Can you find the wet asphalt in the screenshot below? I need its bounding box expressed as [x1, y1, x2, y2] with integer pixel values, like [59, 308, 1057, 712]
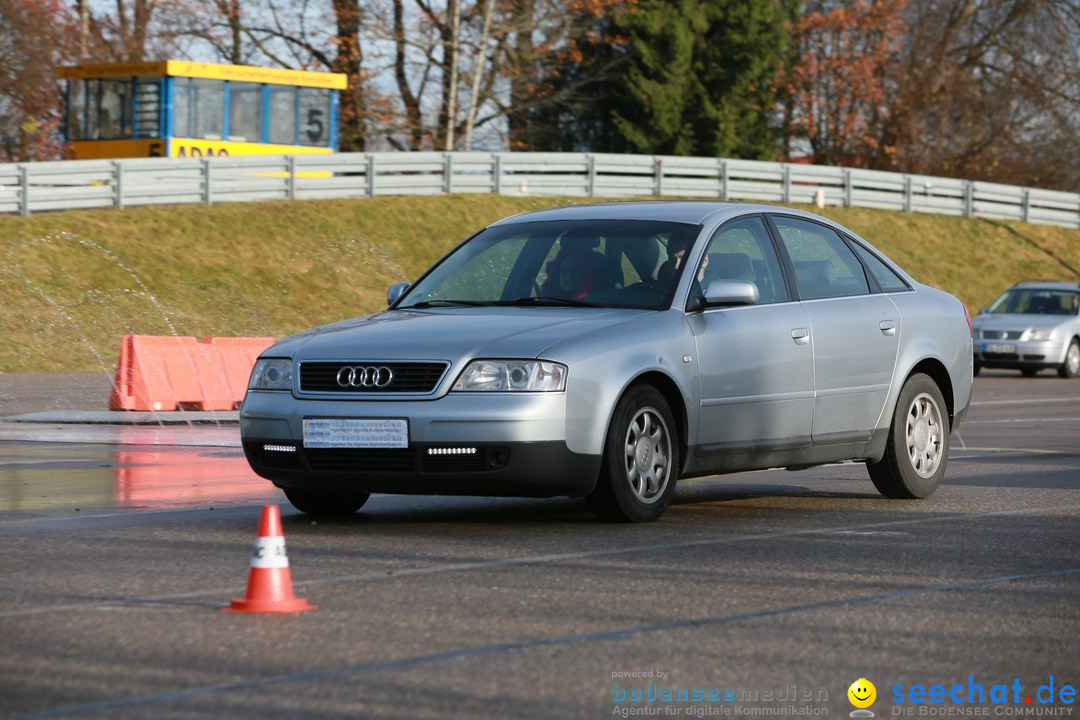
[0, 371, 1077, 719]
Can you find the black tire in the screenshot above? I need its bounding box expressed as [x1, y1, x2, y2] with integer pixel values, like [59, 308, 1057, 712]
[866, 373, 949, 499]
[1021, 368, 1039, 377]
[1058, 339, 1080, 378]
[586, 385, 679, 522]
[284, 487, 370, 517]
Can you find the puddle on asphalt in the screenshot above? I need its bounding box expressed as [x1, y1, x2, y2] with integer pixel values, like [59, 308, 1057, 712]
[0, 425, 276, 512]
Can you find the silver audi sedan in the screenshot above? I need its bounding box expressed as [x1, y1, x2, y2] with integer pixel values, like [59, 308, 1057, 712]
[971, 282, 1080, 378]
[241, 202, 973, 522]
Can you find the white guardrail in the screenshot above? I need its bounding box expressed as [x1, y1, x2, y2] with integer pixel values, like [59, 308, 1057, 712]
[0, 152, 1077, 227]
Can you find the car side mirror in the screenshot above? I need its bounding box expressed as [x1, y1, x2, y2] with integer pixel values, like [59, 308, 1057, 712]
[387, 281, 410, 306]
[978, 307, 988, 315]
[703, 279, 759, 307]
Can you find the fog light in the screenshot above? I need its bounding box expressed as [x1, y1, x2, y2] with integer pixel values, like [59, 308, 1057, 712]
[427, 447, 477, 455]
[263, 444, 297, 453]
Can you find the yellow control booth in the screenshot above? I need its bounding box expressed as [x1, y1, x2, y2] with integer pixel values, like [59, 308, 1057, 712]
[60, 60, 347, 159]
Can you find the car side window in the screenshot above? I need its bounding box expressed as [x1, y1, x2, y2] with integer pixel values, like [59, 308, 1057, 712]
[772, 216, 870, 300]
[850, 242, 910, 293]
[700, 216, 789, 304]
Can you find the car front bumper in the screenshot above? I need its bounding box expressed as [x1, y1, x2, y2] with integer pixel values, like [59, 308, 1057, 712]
[974, 338, 1066, 370]
[239, 390, 602, 498]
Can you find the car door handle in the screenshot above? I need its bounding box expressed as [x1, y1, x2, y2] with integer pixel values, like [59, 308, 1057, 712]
[791, 328, 810, 345]
[880, 320, 897, 336]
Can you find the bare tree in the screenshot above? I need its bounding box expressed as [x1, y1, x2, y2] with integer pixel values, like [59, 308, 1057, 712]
[77, 0, 167, 62]
[0, 0, 73, 161]
[331, 0, 368, 150]
[883, 0, 1080, 189]
[380, 0, 626, 151]
[463, 0, 495, 150]
[160, 0, 248, 64]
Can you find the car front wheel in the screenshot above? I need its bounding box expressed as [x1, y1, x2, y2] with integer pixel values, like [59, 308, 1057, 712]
[1058, 339, 1080, 378]
[586, 385, 679, 522]
[866, 373, 949, 499]
[284, 488, 370, 517]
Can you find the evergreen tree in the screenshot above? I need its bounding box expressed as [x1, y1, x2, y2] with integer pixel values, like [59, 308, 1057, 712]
[560, 0, 795, 158]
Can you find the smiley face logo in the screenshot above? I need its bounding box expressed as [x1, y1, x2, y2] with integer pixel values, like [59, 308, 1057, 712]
[848, 678, 877, 709]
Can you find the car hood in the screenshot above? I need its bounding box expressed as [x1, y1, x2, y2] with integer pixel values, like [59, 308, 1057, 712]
[972, 313, 1074, 330]
[269, 307, 653, 361]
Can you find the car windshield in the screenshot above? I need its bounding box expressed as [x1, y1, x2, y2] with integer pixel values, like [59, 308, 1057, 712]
[986, 289, 1080, 316]
[396, 219, 702, 311]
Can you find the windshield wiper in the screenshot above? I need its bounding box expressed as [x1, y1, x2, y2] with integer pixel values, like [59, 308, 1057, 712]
[406, 297, 598, 309]
[404, 299, 497, 308]
[503, 296, 598, 307]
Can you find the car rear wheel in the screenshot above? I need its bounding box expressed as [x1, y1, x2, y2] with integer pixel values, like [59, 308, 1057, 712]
[284, 488, 370, 517]
[586, 385, 679, 522]
[1058, 339, 1080, 378]
[866, 373, 949, 499]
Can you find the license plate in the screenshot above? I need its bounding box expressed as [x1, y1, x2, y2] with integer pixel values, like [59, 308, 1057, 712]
[302, 418, 408, 448]
[983, 343, 1016, 354]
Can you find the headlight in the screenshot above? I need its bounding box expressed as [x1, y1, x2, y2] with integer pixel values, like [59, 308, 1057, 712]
[249, 358, 294, 390]
[1025, 329, 1054, 341]
[452, 360, 567, 392]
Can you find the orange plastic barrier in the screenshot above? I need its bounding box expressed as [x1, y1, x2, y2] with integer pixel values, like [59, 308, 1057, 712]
[202, 336, 278, 401]
[109, 334, 276, 411]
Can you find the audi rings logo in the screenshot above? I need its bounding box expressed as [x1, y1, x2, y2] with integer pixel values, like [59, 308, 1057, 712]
[336, 365, 395, 389]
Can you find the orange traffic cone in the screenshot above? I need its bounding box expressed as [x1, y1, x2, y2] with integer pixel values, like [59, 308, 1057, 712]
[223, 504, 316, 613]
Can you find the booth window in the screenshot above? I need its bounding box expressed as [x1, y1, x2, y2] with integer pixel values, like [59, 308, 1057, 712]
[299, 88, 330, 146]
[173, 78, 191, 137]
[131, 76, 162, 138]
[68, 80, 88, 140]
[269, 86, 297, 145]
[99, 80, 131, 138]
[229, 82, 262, 142]
[67, 78, 131, 140]
[192, 79, 224, 139]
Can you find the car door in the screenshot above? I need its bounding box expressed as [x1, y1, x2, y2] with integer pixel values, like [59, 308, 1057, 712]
[769, 215, 900, 447]
[688, 216, 815, 468]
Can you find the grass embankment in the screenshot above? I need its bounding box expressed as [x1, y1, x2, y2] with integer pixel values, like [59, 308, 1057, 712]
[1, 195, 1077, 373]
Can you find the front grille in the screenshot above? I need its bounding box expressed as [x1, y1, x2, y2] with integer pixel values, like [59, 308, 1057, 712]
[304, 448, 417, 473]
[299, 361, 449, 394]
[983, 353, 1019, 360]
[980, 330, 1023, 340]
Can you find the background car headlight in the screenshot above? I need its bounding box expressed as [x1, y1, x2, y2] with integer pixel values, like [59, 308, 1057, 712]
[452, 360, 567, 392]
[249, 358, 294, 390]
[1025, 329, 1054, 341]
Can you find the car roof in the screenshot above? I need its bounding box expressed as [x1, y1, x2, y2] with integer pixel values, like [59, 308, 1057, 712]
[487, 201, 831, 228]
[1008, 282, 1080, 291]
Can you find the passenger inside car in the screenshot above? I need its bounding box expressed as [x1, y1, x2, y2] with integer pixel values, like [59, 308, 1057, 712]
[540, 237, 608, 299]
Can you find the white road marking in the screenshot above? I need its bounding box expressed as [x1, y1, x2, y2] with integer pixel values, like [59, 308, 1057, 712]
[970, 397, 1078, 407]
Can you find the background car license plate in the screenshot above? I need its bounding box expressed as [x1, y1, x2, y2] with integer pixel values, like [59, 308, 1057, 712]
[983, 343, 1016, 354]
[303, 419, 408, 448]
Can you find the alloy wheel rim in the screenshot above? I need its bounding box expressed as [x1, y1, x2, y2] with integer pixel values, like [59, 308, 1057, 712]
[905, 392, 943, 478]
[623, 407, 671, 503]
[1067, 343, 1080, 375]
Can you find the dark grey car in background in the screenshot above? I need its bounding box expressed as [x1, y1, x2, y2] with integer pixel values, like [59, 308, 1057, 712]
[241, 202, 974, 522]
